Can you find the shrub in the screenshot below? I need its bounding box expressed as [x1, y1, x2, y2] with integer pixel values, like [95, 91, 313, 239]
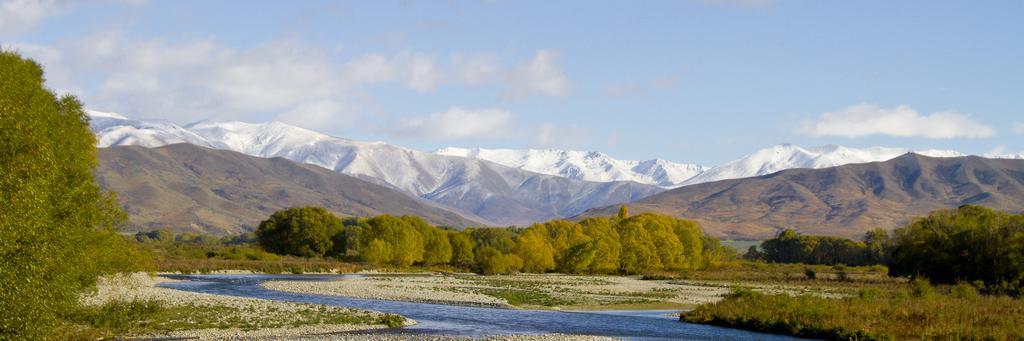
[911, 278, 935, 299]
[0, 51, 144, 339]
[378, 314, 406, 328]
[256, 207, 343, 257]
[804, 267, 817, 280]
[951, 282, 979, 300]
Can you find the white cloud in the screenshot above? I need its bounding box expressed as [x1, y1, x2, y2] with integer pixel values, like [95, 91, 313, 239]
[0, 0, 144, 36]
[1014, 122, 1024, 135]
[451, 53, 501, 85]
[534, 122, 588, 148]
[275, 99, 360, 131]
[13, 29, 569, 134]
[800, 103, 996, 139]
[394, 107, 512, 140]
[0, 0, 73, 36]
[506, 49, 570, 99]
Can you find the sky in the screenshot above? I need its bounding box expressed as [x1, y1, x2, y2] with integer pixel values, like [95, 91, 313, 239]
[3, 0, 1023, 165]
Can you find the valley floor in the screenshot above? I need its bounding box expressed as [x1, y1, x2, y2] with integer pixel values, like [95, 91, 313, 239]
[262, 272, 839, 311]
[76, 272, 397, 339]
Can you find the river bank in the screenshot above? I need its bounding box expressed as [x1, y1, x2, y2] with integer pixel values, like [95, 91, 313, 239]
[77, 272, 400, 339]
[263, 273, 729, 310]
[261, 272, 841, 311]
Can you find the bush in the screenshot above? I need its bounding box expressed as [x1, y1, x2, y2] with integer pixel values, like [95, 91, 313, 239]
[951, 282, 979, 300]
[887, 205, 1024, 290]
[911, 278, 935, 299]
[0, 51, 144, 339]
[804, 267, 817, 280]
[257, 207, 343, 257]
[377, 314, 406, 328]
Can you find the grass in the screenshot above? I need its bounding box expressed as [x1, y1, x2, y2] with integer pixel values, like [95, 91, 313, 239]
[55, 299, 381, 340]
[479, 288, 579, 307]
[674, 261, 901, 288]
[682, 286, 1024, 340]
[155, 257, 363, 274]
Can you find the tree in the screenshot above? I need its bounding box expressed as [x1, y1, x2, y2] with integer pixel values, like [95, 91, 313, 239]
[863, 228, 889, 264]
[887, 205, 1024, 291]
[617, 219, 662, 274]
[617, 205, 629, 220]
[514, 229, 555, 272]
[360, 215, 425, 267]
[0, 51, 142, 339]
[449, 232, 476, 266]
[256, 206, 342, 257]
[361, 239, 392, 264]
[422, 229, 453, 266]
[476, 247, 523, 275]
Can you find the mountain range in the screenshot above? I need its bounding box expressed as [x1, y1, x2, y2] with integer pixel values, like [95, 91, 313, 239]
[582, 154, 1024, 239]
[90, 111, 662, 227]
[89, 110, 1024, 237]
[98, 144, 483, 235]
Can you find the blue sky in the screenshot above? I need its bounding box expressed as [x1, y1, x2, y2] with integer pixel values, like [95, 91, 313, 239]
[3, 0, 1022, 165]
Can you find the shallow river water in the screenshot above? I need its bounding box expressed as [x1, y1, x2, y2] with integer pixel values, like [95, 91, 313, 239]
[160, 274, 804, 340]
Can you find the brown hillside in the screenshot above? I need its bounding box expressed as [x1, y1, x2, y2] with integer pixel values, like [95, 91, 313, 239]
[581, 154, 1024, 239]
[97, 144, 484, 235]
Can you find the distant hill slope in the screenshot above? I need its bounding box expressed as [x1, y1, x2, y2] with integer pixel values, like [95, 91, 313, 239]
[582, 154, 1024, 240]
[97, 144, 484, 235]
[91, 113, 664, 226]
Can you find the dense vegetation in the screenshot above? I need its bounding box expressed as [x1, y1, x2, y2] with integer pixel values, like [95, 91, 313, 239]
[133, 229, 360, 274]
[255, 205, 730, 275]
[687, 205, 1024, 340]
[746, 205, 1024, 293]
[0, 51, 143, 339]
[744, 228, 883, 266]
[887, 205, 1024, 293]
[683, 285, 1023, 340]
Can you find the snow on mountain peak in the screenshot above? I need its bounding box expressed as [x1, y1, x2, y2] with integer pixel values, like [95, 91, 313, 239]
[681, 144, 968, 185]
[435, 147, 707, 188]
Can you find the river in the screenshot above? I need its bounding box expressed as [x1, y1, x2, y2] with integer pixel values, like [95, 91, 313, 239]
[160, 274, 803, 340]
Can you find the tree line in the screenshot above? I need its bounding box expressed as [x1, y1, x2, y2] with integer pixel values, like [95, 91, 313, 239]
[255, 206, 731, 275]
[746, 205, 1024, 293]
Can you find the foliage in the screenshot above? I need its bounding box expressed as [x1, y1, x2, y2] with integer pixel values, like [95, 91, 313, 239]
[256, 206, 343, 257]
[251, 209, 722, 275]
[0, 51, 144, 339]
[887, 205, 1024, 292]
[377, 314, 406, 328]
[755, 228, 873, 266]
[683, 287, 1024, 340]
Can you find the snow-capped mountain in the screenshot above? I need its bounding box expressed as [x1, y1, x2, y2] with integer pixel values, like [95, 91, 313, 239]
[435, 147, 707, 188]
[88, 111, 663, 226]
[88, 110, 1017, 226]
[681, 144, 964, 185]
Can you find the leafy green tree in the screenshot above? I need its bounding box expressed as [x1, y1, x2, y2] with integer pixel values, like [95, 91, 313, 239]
[422, 229, 453, 266]
[361, 239, 392, 264]
[476, 247, 523, 275]
[449, 231, 476, 266]
[863, 228, 889, 265]
[0, 51, 142, 339]
[514, 229, 556, 272]
[360, 215, 425, 267]
[617, 205, 629, 219]
[256, 206, 342, 257]
[887, 205, 1024, 291]
[617, 219, 662, 274]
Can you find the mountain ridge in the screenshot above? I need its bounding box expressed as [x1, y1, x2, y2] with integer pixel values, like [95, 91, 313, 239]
[97, 143, 486, 235]
[91, 112, 664, 225]
[580, 154, 1024, 239]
